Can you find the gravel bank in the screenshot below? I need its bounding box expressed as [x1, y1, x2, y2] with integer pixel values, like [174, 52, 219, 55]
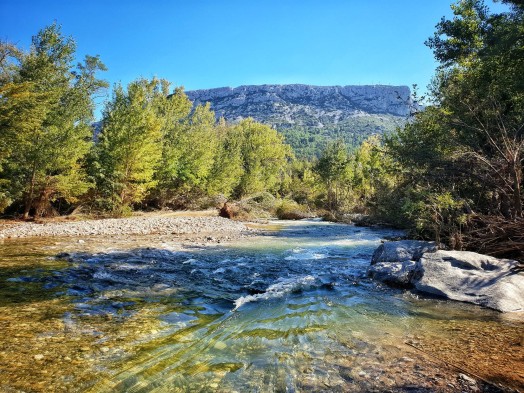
[0, 216, 252, 239]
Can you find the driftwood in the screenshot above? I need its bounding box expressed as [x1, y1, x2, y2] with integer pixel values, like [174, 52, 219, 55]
[462, 215, 524, 261]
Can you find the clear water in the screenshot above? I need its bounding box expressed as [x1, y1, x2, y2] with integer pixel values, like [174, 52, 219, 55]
[0, 219, 522, 392]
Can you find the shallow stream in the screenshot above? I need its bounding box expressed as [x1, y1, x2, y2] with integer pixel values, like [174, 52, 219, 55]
[0, 219, 522, 392]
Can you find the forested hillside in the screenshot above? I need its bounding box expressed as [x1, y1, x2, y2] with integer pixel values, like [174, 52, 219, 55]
[187, 84, 411, 157]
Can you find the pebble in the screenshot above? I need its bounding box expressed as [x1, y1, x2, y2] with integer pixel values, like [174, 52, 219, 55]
[458, 373, 477, 385]
[214, 341, 227, 350]
[0, 216, 251, 239]
[34, 354, 44, 361]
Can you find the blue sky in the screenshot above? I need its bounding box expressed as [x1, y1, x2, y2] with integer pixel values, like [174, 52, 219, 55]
[0, 1, 508, 98]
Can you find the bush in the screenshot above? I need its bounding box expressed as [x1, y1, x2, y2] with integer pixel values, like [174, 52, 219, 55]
[275, 199, 312, 220]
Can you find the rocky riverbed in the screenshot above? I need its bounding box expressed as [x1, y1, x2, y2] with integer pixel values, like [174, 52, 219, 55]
[0, 214, 253, 242]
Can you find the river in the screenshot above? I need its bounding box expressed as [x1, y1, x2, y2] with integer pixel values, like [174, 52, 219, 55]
[0, 219, 522, 392]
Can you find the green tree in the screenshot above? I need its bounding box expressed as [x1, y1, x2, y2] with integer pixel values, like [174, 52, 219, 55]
[152, 101, 219, 206]
[379, 0, 524, 250]
[0, 24, 107, 218]
[425, 0, 524, 218]
[314, 140, 349, 210]
[281, 159, 323, 207]
[175, 103, 218, 192]
[151, 87, 193, 206]
[349, 135, 394, 208]
[235, 118, 293, 197]
[94, 78, 166, 213]
[205, 118, 244, 198]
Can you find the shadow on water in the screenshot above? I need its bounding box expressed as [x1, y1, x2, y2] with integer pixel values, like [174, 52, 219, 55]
[0, 220, 523, 392]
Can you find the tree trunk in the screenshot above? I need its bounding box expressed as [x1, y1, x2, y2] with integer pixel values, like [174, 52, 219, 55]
[23, 165, 37, 220]
[511, 159, 522, 218]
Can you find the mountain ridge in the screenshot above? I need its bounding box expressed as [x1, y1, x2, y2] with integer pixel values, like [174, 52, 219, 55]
[186, 84, 412, 157]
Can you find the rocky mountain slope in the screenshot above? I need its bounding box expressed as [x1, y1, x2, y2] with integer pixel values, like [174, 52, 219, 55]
[186, 84, 412, 157]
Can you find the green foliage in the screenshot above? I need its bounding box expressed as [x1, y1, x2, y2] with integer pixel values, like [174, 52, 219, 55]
[373, 0, 524, 251]
[93, 78, 167, 213]
[205, 118, 244, 197]
[275, 198, 311, 220]
[314, 140, 349, 211]
[0, 23, 107, 217]
[235, 118, 293, 197]
[280, 115, 404, 158]
[174, 104, 218, 190]
[281, 159, 323, 207]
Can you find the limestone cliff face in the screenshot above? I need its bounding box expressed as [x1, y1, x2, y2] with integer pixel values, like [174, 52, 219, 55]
[186, 84, 411, 126]
[186, 84, 412, 157]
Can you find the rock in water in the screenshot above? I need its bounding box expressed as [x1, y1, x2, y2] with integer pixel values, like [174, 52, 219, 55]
[368, 260, 417, 288]
[368, 240, 438, 287]
[413, 250, 524, 312]
[370, 240, 438, 265]
[368, 241, 524, 312]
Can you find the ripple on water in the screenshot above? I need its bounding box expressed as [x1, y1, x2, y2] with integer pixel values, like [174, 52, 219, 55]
[0, 220, 522, 392]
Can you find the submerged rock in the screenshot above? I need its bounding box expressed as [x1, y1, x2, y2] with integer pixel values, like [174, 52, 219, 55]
[413, 250, 524, 313]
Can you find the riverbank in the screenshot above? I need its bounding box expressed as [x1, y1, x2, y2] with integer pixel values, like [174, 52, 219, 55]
[0, 211, 253, 242]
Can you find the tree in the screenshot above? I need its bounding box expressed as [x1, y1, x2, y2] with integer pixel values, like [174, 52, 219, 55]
[424, 0, 524, 218]
[0, 24, 107, 218]
[205, 118, 244, 198]
[93, 78, 166, 213]
[173, 103, 218, 193]
[152, 101, 220, 206]
[349, 135, 394, 207]
[314, 140, 349, 210]
[377, 0, 524, 252]
[235, 118, 293, 197]
[151, 86, 193, 206]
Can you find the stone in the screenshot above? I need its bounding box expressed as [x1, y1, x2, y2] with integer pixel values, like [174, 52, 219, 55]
[367, 260, 416, 287]
[368, 240, 438, 287]
[214, 341, 227, 350]
[413, 250, 524, 312]
[219, 202, 236, 219]
[458, 373, 477, 385]
[34, 354, 44, 361]
[371, 240, 438, 265]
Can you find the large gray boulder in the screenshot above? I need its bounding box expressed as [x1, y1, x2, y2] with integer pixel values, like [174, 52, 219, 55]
[368, 241, 438, 287]
[412, 250, 524, 313]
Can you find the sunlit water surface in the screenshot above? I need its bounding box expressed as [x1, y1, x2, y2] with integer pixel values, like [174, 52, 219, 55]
[0, 219, 522, 392]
